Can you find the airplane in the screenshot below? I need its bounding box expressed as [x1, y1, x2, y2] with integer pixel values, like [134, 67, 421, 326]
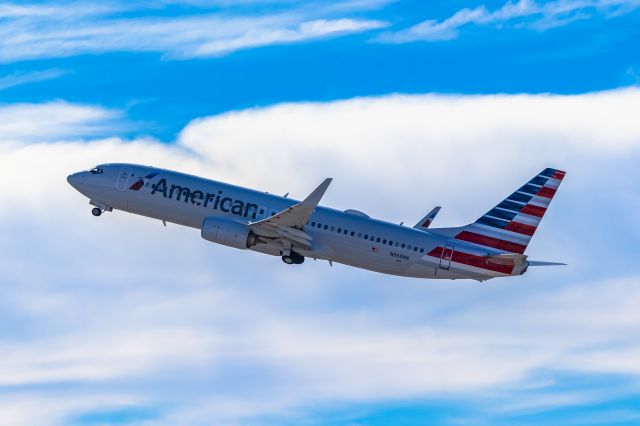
[67, 164, 565, 281]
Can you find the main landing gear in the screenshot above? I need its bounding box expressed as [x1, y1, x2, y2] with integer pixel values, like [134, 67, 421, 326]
[91, 207, 102, 217]
[282, 251, 305, 265]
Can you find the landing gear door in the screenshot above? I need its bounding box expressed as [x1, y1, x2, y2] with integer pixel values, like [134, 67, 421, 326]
[116, 167, 132, 192]
[440, 244, 454, 270]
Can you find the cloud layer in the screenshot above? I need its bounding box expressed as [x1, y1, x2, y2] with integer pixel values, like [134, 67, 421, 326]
[0, 1, 386, 62]
[1, 0, 637, 64]
[1, 89, 640, 424]
[379, 0, 640, 43]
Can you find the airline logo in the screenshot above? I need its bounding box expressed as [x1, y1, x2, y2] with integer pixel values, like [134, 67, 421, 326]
[149, 178, 261, 220]
[129, 172, 159, 191]
[457, 168, 565, 254]
[426, 168, 566, 275]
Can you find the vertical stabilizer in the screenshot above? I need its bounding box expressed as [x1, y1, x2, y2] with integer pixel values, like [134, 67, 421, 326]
[451, 168, 565, 254]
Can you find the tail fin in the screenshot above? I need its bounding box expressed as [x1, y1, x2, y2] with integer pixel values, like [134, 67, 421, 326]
[452, 168, 565, 254]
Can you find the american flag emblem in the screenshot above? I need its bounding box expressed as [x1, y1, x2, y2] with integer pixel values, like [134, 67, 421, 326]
[372, 246, 380, 253]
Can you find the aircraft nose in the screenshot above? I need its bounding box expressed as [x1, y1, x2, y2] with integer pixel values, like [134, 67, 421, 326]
[67, 172, 83, 189]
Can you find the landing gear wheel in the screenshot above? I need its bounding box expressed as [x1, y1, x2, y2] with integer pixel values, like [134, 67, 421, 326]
[91, 207, 102, 217]
[282, 252, 305, 265]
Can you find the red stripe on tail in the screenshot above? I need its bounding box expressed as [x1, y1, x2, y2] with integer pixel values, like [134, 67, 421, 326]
[505, 221, 537, 236]
[537, 187, 557, 198]
[455, 231, 527, 254]
[520, 204, 546, 217]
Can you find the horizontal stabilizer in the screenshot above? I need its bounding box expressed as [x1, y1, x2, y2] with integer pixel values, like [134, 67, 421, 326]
[483, 253, 527, 266]
[527, 260, 567, 266]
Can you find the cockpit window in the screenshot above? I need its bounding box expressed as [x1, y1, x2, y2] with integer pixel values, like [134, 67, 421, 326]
[90, 167, 104, 175]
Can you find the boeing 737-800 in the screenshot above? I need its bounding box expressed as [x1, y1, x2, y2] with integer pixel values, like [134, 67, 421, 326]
[67, 164, 565, 281]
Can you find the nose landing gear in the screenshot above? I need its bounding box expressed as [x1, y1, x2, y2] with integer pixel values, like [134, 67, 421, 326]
[282, 251, 305, 265]
[89, 200, 112, 217]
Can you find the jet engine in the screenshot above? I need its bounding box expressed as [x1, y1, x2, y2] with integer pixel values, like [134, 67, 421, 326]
[201, 217, 258, 250]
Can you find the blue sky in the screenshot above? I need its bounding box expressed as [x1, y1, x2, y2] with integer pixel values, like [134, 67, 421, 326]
[1, 1, 640, 425]
[1, 0, 639, 139]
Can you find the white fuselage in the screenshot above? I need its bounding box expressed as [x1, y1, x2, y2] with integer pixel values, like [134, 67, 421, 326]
[68, 163, 522, 280]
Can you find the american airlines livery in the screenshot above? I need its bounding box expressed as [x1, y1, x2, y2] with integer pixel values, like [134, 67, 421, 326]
[68, 164, 565, 281]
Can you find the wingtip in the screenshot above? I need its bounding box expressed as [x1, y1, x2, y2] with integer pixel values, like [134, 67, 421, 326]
[319, 177, 333, 189]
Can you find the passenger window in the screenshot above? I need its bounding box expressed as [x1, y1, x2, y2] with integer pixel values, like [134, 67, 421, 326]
[383, 239, 387, 244]
[420, 248, 424, 253]
[413, 247, 418, 252]
[324, 225, 328, 230]
[351, 231, 355, 236]
[311, 221, 316, 226]
[389, 241, 393, 246]
[401, 244, 405, 248]
[344, 229, 348, 234]
[376, 237, 381, 243]
[337, 228, 341, 233]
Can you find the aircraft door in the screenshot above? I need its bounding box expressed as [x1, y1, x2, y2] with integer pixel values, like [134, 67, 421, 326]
[116, 167, 132, 191]
[439, 244, 454, 270]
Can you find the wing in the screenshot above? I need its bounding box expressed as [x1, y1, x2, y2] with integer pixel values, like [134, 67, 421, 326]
[249, 178, 332, 248]
[414, 206, 441, 230]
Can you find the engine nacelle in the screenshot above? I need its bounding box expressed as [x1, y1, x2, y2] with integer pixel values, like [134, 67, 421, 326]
[201, 217, 257, 250]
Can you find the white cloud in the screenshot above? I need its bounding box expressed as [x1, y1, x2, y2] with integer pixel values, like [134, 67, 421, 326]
[0, 2, 387, 62]
[0, 69, 67, 91]
[0, 102, 122, 143]
[194, 18, 386, 56]
[1, 89, 640, 424]
[378, 0, 640, 43]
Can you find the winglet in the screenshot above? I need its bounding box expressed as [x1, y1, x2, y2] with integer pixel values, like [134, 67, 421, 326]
[414, 206, 441, 230]
[250, 178, 332, 230]
[300, 178, 332, 210]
